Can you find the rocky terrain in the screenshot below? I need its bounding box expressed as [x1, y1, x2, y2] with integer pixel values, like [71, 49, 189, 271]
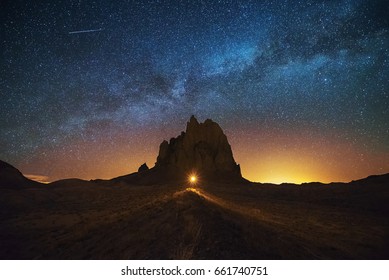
[0, 116, 388, 259]
[155, 116, 242, 181]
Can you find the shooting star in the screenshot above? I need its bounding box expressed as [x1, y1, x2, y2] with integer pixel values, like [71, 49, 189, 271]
[69, 28, 103, 34]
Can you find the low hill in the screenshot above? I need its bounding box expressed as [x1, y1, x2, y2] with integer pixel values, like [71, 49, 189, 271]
[0, 160, 43, 189]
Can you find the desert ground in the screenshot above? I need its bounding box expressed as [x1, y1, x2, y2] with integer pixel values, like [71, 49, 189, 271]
[1, 174, 388, 259]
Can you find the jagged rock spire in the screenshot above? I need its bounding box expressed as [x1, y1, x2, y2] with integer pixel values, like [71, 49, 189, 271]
[155, 116, 242, 181]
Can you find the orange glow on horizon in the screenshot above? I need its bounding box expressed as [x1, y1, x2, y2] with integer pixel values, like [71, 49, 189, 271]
[24, 174, 51, 184]
[18, 122, 389, 184]
[229, 126, 389, 184]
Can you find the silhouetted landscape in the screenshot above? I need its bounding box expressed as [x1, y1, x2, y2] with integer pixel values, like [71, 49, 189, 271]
[0, 116, 388, 259]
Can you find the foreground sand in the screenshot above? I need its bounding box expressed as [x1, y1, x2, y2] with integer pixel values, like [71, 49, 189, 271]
[0, 176, 388, 259]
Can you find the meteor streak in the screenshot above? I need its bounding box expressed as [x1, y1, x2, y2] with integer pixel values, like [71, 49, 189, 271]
[68, 28, 103, 34]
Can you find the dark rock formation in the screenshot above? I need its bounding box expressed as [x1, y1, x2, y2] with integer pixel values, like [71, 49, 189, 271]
[138, 163, 149, 172]
[155, 116, 242, 181]
[0, 160, 42, 188]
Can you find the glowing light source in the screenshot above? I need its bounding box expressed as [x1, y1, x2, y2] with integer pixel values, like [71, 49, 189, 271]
[189, 175, 197, 184]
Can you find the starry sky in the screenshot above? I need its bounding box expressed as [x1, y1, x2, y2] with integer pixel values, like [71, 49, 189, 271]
[1, 0, 388, 184]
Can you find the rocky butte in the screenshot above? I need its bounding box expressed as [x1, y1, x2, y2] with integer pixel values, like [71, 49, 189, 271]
[116, 116, 243, 184]
[155, 115, 242, 181]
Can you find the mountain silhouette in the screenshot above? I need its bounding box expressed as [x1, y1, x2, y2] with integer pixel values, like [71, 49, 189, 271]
[114, 116, 245, 185]
[155, 116, 242, 180]
[0, 160, 42, 189]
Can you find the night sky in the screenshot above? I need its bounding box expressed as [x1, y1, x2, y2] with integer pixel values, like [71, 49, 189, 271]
[1, 0, 388, 184]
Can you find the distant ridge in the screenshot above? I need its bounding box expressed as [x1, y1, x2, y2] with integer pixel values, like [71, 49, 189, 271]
[351, 173, 389, 185]
[0, 160, 42, 188]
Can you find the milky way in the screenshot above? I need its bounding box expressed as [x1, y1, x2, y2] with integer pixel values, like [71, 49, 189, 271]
[1, 0, 388, 183]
